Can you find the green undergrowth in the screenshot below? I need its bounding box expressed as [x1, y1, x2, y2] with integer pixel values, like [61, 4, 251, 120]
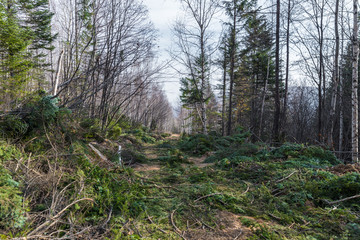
[0, 102, 359, 239]
[168, 133, 359, 239]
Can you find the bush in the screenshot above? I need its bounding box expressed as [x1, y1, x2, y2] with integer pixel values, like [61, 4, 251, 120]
[27, 96, 60, 128]
[306, 171, 360, 206]
[107, 125, 122, 139]
[127, 128, 157, 144]
[0, 115, 29, 138]
[260, 143, 341, 168]
[179, 134, 215, 155]
[0, 142, 24, 164]
[0, 165, 27, 229]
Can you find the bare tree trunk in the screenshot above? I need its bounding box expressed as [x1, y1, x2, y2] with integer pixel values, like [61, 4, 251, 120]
[352, 0, 359, 163]
[227, 0, 237, 136]
[222, 51, 227, 136]
[200, 31, 208, 134]
[319, 0, 325, 143]
[329, 0, 340, 148]
[339, 0, 345, 158]
[259, 57, 270, 138]
[282, 0, 292, 136]
[53, 49, 64, 96]
[273, 0, 281, 142]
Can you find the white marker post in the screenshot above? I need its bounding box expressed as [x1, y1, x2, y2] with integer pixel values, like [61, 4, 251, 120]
[118, 145, 122, 167]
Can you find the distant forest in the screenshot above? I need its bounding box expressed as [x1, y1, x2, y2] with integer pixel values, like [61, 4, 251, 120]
[0, 0, 359, 162]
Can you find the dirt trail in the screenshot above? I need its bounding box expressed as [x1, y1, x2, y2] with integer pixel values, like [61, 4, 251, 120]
[188, 155, 214, 168]
[133, 134, 214, 171]
[133, 135, 250, 239]
[132, 144, 161, 172]
[184, 211, 252, 240]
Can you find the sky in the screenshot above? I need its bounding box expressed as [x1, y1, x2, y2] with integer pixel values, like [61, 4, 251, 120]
[143, 0, 183, 105]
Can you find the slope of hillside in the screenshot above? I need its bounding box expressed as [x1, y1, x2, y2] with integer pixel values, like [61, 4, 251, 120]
[0, 113, 359, 239]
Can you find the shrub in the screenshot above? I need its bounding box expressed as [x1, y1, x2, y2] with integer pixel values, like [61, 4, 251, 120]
[0, 142, 24, 164]
[0, 165, 27, 229]
[0, 115, 29, 138]
[179, 134, 215, 155]
[107, 125, 122, 139]
[27, 95, 60, 128]
[306, 171, 360, 206]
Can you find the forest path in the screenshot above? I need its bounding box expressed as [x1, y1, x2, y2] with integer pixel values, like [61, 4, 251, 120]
[131, 134, 252, 240]
[133, 134, 214, 172]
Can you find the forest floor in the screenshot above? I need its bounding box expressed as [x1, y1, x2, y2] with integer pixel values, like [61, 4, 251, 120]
[1, 123, 359, 239]
[131, 134, 252, 240]
[134, 134, 213, 171]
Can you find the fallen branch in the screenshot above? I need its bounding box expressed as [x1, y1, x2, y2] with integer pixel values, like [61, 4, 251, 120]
[194, 193, 223, 202]
[89, 143, 108, 161]
[276, 170, 298, 183]
[170, 210, 181, 233]
[146, 214, 167, 234]
[170, 209, 186, 240]
[241, 181, 250, 195]
[325, 194, 360, 205]
[234, 229, 243, 240]
[28, 198, 94, 236]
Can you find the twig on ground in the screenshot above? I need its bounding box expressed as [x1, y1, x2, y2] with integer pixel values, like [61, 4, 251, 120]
[276, 170, 298, 183]
[146, 212, 167, 234]
[28, 198, 94, 236]
[234, 229, 243, 240]
[170, 209, 186, 240]
[325, 194, 360, 205]
[194, 193, 223, 202]
[242, 182, 250, 195]
[170, 209, 181, 233]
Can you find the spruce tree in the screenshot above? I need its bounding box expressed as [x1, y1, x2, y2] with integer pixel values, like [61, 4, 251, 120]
[238, 12, 277, 139]
[19, 0, 57, 67]
[0, 1, 33, 109]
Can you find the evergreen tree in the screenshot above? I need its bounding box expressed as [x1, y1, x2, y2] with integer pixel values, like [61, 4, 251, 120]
[236, 12, 277, 140]
[19, 0, 56, 66]
[222, 0, 253, 135]
[180, 55, 212, 133]
[0, 1, 33, 109]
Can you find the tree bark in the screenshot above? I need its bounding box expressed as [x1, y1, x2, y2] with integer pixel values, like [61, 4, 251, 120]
[227, 0, 237, 136]
[352, 0, 359, 163]
[328, 0, 340, 148]
[273, 0, 281, 142]
[222, 50, 227, 136]
[282, 0, 292, 135]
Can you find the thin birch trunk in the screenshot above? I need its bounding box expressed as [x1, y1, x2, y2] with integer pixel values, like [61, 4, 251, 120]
[329, 0, 340, 148]
[259, 57, 270, 138]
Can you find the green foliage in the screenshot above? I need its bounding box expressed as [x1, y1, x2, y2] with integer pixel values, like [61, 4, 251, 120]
[346, 223, 360, 240]
[179, 134, 214, 155]
[107, 125, 122, 139]
[157, 148, 188, 167]
[27, 96, 59, 128]
[0, 2, 33, 106]
[0, 142, 24, 163]
[305, 171, 360, 206]
[180, 130, 252, 156]
[160, 133, 171, 138]
[0, 114, 357, 239]
[79, 118, 104, 141]
[75, 157, 148, 219]
[121, 149, 147, 164]
[19, 0, 56, 52]
[127, 128, 157, 144]
[0, 115, 29, 138]
[0, 165, 27, 230]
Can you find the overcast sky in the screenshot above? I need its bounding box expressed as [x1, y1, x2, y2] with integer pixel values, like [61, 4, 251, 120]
[143, 0, 183, 105]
